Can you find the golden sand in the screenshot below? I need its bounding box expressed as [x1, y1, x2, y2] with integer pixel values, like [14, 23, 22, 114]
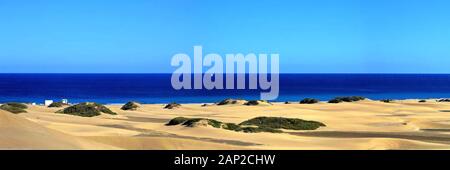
[1, 99, 450, 150]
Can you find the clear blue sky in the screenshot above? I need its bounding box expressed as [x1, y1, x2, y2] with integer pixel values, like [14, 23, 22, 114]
[1, 0, 449, 73]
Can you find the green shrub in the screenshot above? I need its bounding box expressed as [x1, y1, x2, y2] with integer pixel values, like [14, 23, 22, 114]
[239, 117, 326, 130]
[4, 102, 27, 109]
[207, 119, 223, 128]
[166, 117, 190, 125]
[93, 103, 116, 115]
[381, 99, 393, 103]
[328, 96, 366, 103]
[56, 102, 116, 117]
[165, 117, 283, 133]
[164, 102, 181, 109]
[217, 99, 239, 105]
[222, 123, 282, 133]
[48, 102, 67, 108]
[244, 100, 260, 106]
[239, 127, 283, 133]
[166, 116, 326, 133]
[300, 98, 319, 104]
[182, 118, 223, 128]
[181, 118, 202, 127]
[438, 99, 450, 102]
[328, 98, 342, 103]
[222, 123, 241, 131]
[121, 101, 140, 110]
[0, 103, 27, 114]
[244, 100, 271, 106]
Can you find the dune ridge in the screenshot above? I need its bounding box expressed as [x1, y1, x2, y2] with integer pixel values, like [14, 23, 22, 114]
[0, 110, 118, 150]
[1, 99, 450, 150]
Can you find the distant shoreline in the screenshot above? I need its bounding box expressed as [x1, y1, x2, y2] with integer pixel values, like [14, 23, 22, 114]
[80, 98, 447, 105]
[1, 73, 450, 75]
[1, 98, 447, 105]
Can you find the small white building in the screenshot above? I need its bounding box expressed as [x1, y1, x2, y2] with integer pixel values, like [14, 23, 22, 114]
[62, 99, 68, 104]
[44, 100, 54, 106]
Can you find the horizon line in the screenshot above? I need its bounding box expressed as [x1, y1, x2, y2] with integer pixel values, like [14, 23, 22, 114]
[1, 73, 450, 75]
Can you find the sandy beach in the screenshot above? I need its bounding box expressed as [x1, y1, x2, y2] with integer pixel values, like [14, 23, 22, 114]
[1, 99, 450, 150]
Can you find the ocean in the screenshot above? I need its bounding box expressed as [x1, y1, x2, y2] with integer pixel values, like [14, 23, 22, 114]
[0, 74, 449, 104]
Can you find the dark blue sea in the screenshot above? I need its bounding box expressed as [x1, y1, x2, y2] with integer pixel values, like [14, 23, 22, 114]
[0, 74, 450, 104]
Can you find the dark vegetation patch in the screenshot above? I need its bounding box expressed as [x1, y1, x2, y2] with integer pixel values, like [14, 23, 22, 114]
[56, 102, 116, 117]
[164, 102, 181, 109]
[380, 99, 394, 103]
[217, 99, 241, 105]
[48, 102, 68, 108]
[166, 117, 190, 125]
[239, 117, 326, 130]
[244, 100, 260, 106]
[328, 96, 366, 103]
[300, 98, 319, 104]
[166, 117, 223, 128]
[244, 100, 271, 106]
[0, 102, 28, 114]
[183, 118, 223, 128]
[3, 102, 27, 109]
[438, 99, 450, 102]
[419, 100, 427, 103]
[222, 123, 242, 131]
[121, 101, 141, 110]
[238, 126, 283, 133]
[166, 116, 325, 133]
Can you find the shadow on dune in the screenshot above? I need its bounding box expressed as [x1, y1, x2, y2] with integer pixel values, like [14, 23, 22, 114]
[99, 124, 261, 146]
[289, 131, 450, 145]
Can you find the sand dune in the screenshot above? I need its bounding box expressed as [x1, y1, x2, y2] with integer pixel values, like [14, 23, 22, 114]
[363, 138, 449, 150]
[85, 136, 246, 150]
[1, 99, 450, 150]
[0, 110, 118, 150]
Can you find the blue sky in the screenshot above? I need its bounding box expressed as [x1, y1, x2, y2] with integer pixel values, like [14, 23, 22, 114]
[0, 0, 449, 73]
